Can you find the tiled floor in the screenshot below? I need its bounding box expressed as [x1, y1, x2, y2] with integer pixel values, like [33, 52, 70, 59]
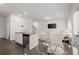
[25, 39, 73, 55]
[25, 41, 73, 55]
[24, 44, 48, 55]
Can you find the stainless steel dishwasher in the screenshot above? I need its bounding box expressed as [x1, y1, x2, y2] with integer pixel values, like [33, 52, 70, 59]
[23, 34, 29, 48]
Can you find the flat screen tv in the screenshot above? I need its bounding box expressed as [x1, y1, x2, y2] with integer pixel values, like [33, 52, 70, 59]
[48, 24, 56, 29]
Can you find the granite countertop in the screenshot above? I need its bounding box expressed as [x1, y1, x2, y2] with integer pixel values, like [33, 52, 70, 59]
[15, 32, 33, 35]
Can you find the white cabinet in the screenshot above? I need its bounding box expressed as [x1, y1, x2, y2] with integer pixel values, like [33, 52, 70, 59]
[15, 34, 23, 45]
[29, 34, 39, 50]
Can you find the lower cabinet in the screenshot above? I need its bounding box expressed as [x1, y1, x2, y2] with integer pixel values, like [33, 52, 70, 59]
[15, 34, 23, 45]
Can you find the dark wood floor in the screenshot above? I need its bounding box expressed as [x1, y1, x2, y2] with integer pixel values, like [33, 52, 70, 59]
[0, 39, 24, 55]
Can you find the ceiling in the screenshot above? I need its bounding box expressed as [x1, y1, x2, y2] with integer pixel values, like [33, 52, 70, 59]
[0, 3, 73, 20]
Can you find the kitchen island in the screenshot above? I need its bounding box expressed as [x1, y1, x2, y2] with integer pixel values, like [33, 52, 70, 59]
[15, 32, 39, 50]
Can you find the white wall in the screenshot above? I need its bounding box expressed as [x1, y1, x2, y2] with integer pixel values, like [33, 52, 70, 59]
[73, 11, 79, 34]
[38, 18, 67, 34]
[0, 16, 7, 38]
[36, 18, 67, 47]
[69, 4, 79, 35]
[10, 14, 33, 40]
[32, 21, 39, 34]
[6, 16, 10, 39]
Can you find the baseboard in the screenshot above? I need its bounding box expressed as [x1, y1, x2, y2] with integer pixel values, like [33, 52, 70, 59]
[0, 38, 7, 39]
[14, 41, 24, 46]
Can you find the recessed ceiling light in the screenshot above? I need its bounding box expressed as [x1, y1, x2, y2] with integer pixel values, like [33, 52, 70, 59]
[18, 14, 22, 16]
[44, 16, 51, 20]
[24, 11, 28, 15]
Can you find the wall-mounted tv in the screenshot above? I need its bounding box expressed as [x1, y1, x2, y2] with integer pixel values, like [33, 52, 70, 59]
[48, 23, 56, 29]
